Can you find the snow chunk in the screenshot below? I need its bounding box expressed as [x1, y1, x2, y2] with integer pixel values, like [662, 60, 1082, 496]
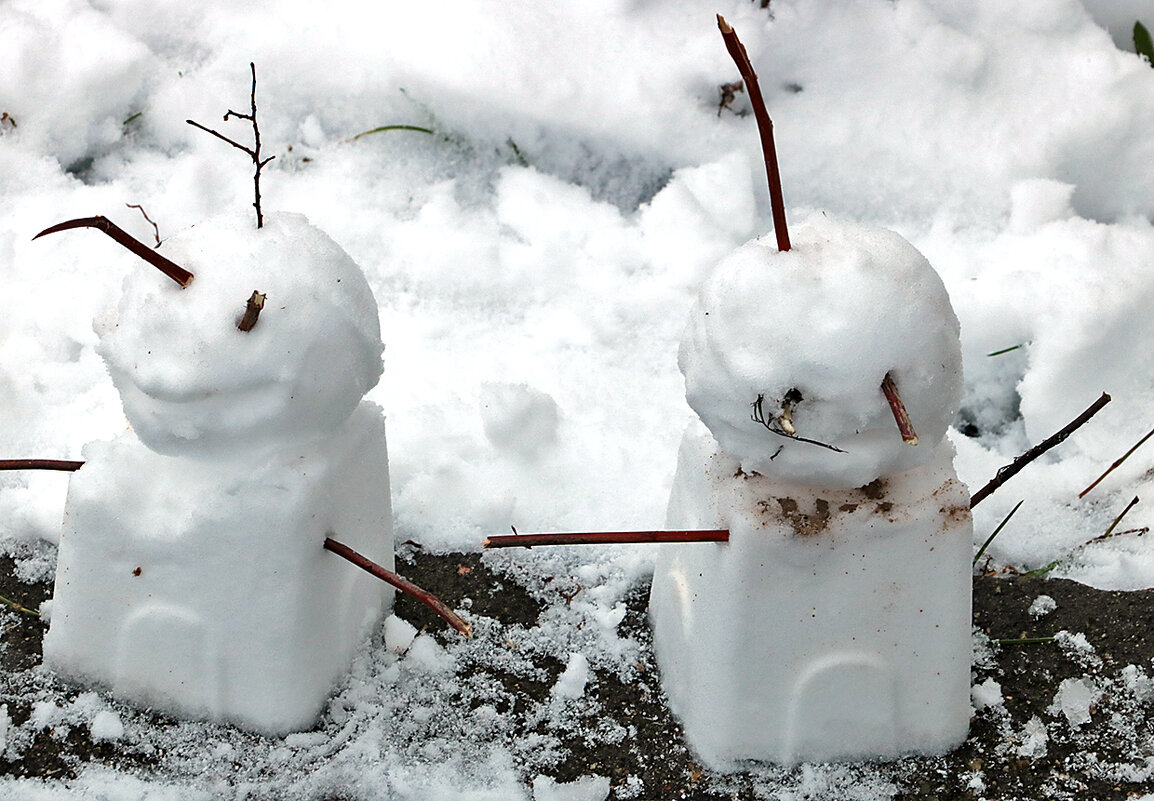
[971, 678, 1003, 711]
[1028, 594, 1057, 618]
[384, 615, 418, 654]
[1050, 677, 1099, 727]
[551, 653, 590, 700]
[679, 213, 963, 486]
[90, 710, 124, 742]
[532, 774, 610, 801]
[480, 382, 559, 460]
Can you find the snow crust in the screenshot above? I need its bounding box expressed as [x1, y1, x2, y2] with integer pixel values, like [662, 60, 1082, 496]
[680, 213, 962, 486]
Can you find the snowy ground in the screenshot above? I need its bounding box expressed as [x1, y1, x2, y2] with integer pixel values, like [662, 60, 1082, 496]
[3, 0, 1154, 798]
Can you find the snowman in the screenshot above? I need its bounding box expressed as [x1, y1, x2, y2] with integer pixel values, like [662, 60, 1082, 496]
[37, 210, 398, 735]
[646, 17, 973, 769]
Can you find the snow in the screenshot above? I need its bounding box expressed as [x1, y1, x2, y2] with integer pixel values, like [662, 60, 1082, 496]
[1029, 594, 1058, 618]
[0, 0, 1153, 796]
[1051, 677, 1100, 728]
[972, 677, 1004, 711]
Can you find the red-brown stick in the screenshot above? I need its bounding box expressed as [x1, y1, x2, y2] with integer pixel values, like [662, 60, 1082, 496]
[33, 216, 194, 288]
[881, 372, 918, 446]
[971, 392, 1111, 508]
[483, 530, 730, 549]
[717, 14, 790, 252]
[0, 460, 84, 472]
[1079, 424, 1154, 499]
[323, 536, 472, 638]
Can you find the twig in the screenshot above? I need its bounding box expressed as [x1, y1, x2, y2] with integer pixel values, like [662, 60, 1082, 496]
[752, 394, 846, 453]
[125, 203, 161, 247]
[995, 636, 1055, 646]
[717, 14, 790, 252]
[973, 499, 1023, 566]
[970, 392, 1111, 508]
[1079, 424, 1154, 499]
[33, 216, 194, 288]
[482, 529, 730, 549]
[881, 372, 918, 445]
[187, 62, 275, 229]
[323, 536, 472, 637]
[0, 460, 83, 472]
[237, 290, 266, 332]
[1099, 496, 1140, 540]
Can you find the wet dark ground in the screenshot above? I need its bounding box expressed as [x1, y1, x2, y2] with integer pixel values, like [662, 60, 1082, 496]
[2, 551, 1153, 800]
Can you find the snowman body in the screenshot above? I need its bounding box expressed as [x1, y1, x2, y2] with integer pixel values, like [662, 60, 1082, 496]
[649, 214, 973, 768]
[43, 212, 394, 734]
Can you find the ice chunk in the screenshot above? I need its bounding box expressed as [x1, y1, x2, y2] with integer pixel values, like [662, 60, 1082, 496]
[1050, 677, 1098, 728]
[532, 774, 610, 801]
[1028, 594, 1057, 618]
[43, 403, 394, 735]
[650, 424, 973, 768]
[679, 213, 963, 487]
[96, 211, 383, 460]
[1016, 715, 1048, 758]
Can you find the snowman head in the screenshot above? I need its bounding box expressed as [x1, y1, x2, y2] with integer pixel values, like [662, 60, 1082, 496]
[679, 213, 962, 488]
[89, 211, 383, 460]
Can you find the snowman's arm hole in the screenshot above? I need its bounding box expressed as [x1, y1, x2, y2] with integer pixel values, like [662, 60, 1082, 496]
[33, 216, 194, 288]
[323, 536, 472, 638]
[751, 394, 846, 453]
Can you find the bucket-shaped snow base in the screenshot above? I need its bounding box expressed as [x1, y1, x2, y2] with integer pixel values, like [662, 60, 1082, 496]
[649, 422, 973, 769]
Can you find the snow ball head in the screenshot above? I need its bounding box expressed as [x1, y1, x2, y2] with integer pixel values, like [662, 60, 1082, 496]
[679, 213, 962, 487]
[97, 211, 384, 458]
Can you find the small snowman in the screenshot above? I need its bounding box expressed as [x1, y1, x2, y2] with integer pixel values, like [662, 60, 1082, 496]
[646, 18, 973, 769]
[34, 68, 465, 735]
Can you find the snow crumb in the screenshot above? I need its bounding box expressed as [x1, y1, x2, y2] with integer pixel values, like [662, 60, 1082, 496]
[1028, 594, 1057, 618]
[90, 710, 124, 742]
[552, 653, 590, 700]
[1050, 677, 1099, 728]
[405, 634, 452, 674]
[29, 701, 60, 730]
[1016, 715, 1048, 758]
[532, 774, 610, 801]
[384, 614, 418, 654]
[0, 705, 8, 753]
[971, 677, 1004, 711]
[1055, 630, 1102, 669]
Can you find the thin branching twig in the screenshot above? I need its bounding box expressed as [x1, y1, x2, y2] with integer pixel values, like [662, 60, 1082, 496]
[751, 394, 846, 453]
[187, 62, 275, 228]
[125, 203, 161, 247]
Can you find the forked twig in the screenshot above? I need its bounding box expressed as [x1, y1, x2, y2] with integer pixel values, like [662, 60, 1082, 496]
[187, 62, 275, 228]
[970, 392, 1111, 508]
[125, 203, 162, 247]
[33, 216, 193, 288]
[323, 536, 472, 637]
[752, 394, 846, 453]
[717, 14, 790, 252]
[483, 529, 730, 549]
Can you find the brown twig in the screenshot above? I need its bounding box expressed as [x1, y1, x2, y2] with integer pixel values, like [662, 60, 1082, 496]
[717, 14, 790, 252]
[125, 203, 162, 247]
[323, 536, 472, 638]
[970, 392, 1111, 508]
[1079, 424, 1154, 499]
[751, 393, 846, 453]
[33, 216, 193, 288]
[482, 530, 730, 549]
[0, 460, 84, 472]
[187, 62, 275, 229]
[881, 372, 918, 446]
[237, 290, 266, 332]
